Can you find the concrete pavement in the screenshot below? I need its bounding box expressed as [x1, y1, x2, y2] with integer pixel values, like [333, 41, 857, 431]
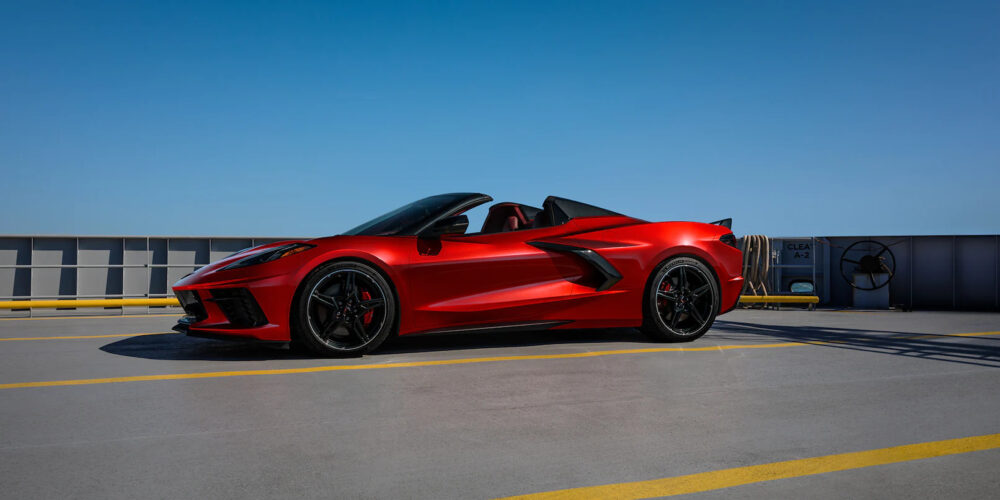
[1, 310, 998, 498]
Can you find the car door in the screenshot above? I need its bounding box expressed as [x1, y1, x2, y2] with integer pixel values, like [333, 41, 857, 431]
[398, 226, 590, 334]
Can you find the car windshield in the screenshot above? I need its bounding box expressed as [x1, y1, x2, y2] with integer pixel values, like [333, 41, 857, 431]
[342, 193, 482, 236]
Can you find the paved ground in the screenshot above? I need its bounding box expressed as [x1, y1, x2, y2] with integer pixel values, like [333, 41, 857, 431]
[0, 309, 998, 499]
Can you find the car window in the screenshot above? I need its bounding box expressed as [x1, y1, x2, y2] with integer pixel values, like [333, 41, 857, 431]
[342, 193, 486, 236]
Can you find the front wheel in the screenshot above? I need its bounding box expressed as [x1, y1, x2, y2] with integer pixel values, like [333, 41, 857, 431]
[641, 257, 719, 342]
[293, 261, 396, 357]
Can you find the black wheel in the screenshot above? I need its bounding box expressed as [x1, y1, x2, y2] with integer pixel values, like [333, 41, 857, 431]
[641, 257, 719, 342]
[292, 261, 396, 357]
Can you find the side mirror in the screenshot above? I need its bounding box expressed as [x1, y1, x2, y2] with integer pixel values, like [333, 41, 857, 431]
[421, 215, 469, 238]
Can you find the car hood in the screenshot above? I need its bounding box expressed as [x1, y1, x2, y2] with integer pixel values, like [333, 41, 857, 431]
[172, 239, 309, 288]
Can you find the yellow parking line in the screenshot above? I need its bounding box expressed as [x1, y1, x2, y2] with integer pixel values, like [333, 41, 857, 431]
[1, 330, 996, 390]
[901, 331, 1000, 340]
[498, 433, 1000, 499]
[0, 313, 182, 322]
[0, 341, 812, 390]
[0, 332, 176, 342]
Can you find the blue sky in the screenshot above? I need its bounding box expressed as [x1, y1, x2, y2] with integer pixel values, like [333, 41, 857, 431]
[1, 1, 997, 237]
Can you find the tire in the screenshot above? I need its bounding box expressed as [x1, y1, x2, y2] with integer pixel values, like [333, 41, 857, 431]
[640, 257, 720, 342]
[292, 261, 396, 357]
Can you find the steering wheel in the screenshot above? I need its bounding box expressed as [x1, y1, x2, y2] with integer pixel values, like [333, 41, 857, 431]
[839, 240, 895, 291]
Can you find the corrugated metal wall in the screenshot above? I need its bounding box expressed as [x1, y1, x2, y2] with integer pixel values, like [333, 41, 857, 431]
[768, 235, 999, 311]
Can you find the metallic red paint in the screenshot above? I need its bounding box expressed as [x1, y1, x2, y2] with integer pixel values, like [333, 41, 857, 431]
[172, 214, 743, 342]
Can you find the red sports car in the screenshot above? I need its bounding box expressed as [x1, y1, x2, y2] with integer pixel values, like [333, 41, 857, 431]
[173, 193, 743, 356]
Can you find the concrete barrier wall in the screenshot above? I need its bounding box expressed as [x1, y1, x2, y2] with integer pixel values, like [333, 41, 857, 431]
[0, 236, 299, 316]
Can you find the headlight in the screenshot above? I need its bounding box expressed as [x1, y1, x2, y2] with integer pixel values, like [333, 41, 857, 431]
[222, 243, 314, 270]
[225, 246, 259, 259]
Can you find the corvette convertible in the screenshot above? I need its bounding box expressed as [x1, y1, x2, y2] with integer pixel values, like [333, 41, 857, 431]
[173, 193, 743, 356]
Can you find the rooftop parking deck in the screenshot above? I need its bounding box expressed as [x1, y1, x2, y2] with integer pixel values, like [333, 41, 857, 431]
[1, 310, 998, 498]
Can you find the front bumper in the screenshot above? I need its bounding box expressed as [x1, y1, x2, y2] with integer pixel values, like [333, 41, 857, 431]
[172, 273, 297, 342]
[172, 315, 277, 342]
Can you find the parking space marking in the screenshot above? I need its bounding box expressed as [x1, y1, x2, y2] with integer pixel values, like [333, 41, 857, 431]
[498, 432, 1000, 499]
[0, 313, 182, 322]
[900, 331, 1000, 340]
[1, 330, 996, 390]
[0, 341, 820, 390]
[0, 332, 176, 342]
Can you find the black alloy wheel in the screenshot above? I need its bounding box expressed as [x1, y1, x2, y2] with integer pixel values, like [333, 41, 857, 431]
[294, 261, 396, 356]
[641, 257, 719, 342]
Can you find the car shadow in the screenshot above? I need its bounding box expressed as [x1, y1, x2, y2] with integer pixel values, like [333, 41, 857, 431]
[98, 328, 654, 361]
[99, 333, 302, 361]
[99, 321, 999, 367]
[711, 320, 1000, 369]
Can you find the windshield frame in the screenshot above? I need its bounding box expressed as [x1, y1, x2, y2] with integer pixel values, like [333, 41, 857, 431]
[341, 193, 492, 236]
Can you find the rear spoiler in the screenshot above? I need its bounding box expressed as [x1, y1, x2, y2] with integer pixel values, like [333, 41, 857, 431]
[708, 218, 732, 229]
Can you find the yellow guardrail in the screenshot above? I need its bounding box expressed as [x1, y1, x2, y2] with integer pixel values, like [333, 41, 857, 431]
[739, 295, 819, 304]
[0, 298, 181, 309]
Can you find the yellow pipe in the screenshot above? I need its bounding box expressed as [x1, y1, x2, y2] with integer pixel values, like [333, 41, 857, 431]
[0, 298, 180, 309]
[739, 295, 819, 304]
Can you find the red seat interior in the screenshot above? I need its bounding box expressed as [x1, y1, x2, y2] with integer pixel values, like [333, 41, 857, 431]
[481, 203, 531, 233]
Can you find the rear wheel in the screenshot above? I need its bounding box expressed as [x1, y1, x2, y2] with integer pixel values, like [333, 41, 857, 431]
[641, 257, 719, 342]
[293, 261, 396, 357]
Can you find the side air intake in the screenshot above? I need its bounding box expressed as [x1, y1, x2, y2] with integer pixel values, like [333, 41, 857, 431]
[528, 241, 623, 292]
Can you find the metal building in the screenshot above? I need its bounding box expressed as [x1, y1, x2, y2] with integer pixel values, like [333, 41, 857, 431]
[760, 235, 999, 310]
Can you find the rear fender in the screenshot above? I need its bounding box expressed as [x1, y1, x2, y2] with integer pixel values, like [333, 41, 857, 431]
[651, 245, 725, 279]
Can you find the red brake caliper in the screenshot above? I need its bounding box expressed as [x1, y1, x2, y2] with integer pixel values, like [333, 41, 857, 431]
[360, 290, 374, 325]
[659, 281, 671, 307]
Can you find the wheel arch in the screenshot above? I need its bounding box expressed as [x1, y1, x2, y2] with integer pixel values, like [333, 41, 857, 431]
[642, 252, 723, 316]
[288, 255, 402, 339]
